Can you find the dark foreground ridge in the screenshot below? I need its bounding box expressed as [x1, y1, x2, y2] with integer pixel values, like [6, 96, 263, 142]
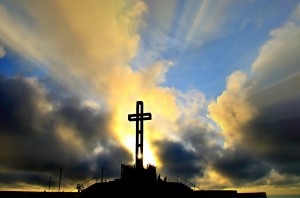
[0, 189, 267, 198]
[79, 179, 267, 198]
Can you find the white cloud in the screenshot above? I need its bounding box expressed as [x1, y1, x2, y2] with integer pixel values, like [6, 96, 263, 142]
[176, 88, 207, 121]
[251, 22, 300, 91]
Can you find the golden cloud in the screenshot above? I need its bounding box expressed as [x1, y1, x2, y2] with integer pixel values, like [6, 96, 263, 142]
[208, 71, 256, 147]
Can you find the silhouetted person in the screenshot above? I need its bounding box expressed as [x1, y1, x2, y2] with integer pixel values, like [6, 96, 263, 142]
[77, 184, 83, 192]
[158, 174, 162, 181]
[164, 176, 167, 182]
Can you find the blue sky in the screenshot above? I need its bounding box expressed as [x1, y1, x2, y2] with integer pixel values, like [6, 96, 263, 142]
[132, 0, 299, 98]
[0, 0, 300, 195]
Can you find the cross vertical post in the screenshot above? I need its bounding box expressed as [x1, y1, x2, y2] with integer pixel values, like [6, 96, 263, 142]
[128, 101, 152, 170]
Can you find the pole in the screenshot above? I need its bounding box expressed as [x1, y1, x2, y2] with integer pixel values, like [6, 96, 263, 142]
[58, 168, 62, 192]
[101, 167, 103, 183]
[48, 176, 51, 192]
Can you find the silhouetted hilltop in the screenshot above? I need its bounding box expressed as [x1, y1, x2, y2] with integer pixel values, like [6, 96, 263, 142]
[80, 180, 193, 197]
[79, 179, 267, 198]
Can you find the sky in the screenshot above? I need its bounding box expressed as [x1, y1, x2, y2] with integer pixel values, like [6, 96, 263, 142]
[0, 0, 300, 196]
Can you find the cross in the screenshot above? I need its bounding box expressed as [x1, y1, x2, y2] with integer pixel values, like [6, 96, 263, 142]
[128, 101, 152, 170]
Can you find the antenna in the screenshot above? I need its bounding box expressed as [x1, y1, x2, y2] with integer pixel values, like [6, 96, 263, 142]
[48, 176, 51, 192]
[101, 167, 104, 183]
[58, 167, 62, 192]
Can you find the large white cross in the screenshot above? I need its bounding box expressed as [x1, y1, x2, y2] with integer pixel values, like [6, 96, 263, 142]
[128, 101, 152, 170]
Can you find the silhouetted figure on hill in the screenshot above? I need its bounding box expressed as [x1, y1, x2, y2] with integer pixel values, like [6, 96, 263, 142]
[158, 174, 162, 181]
[164, 176, 167, 182]
[77, 184, 84, 192]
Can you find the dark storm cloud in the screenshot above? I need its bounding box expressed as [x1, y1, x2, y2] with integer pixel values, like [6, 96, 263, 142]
[155, 123, 222, 180]
[0, 76, 47, 134]
[0, 76, 132, 187]
[54, 97, 111, 150]
[211, 74, 300, 185]
[155, 141, 201, 179]
[0, 171, 54, 186]
[92, 145, 133, 179]
[243, 76, 300, 176]
[182, 124, 222, 162]
[213, 147, 271, 185]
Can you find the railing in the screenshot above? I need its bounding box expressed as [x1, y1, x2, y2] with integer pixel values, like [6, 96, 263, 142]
[159, 173, 202, 191]
[69, 177, 98, 192]
[176, 176, 202, 190]
[69, 174, 201, 192]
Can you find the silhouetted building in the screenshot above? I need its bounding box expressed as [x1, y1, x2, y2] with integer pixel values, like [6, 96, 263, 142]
[121, 163, 157, 182]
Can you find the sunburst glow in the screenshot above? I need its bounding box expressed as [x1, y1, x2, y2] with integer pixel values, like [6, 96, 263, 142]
[0, 0, 299, 196]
